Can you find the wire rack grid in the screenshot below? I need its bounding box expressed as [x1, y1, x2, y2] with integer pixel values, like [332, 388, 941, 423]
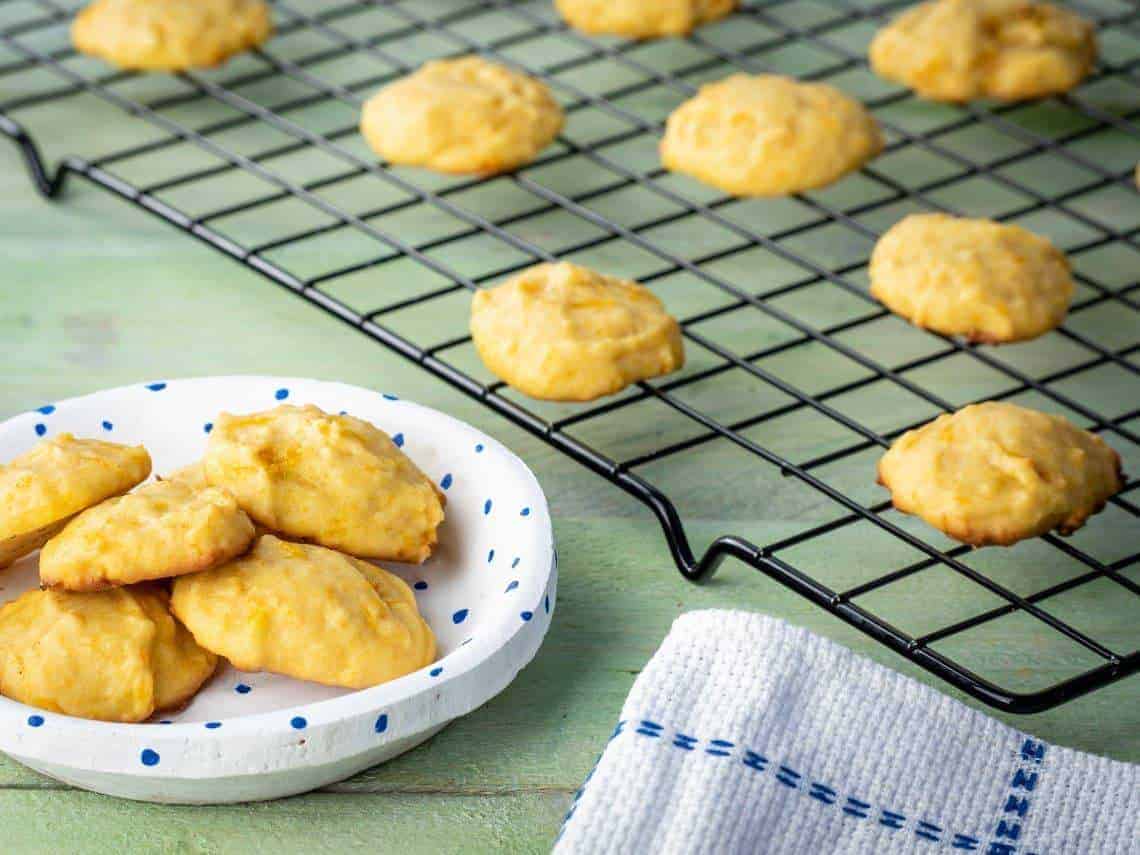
[1, 0, 1137, 713]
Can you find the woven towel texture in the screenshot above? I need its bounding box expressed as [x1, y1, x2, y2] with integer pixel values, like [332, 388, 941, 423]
[554, 610, 1138, 854]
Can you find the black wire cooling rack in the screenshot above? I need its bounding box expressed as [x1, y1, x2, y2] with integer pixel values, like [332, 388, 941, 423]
[2, 0, 1138, 713]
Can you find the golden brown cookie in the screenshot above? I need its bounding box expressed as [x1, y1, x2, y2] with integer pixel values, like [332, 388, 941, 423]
[470, 261, 685, 401]
[0, 585, 216, 722]
[201, 405, 444, 563]
[0, 434, 151, 569]
[869, 0, 1096, 102]
[72, 0, 273, 71]
[555, 0, 736, 38]
[660, 73, 883, 197]
[870, 213, 1074, 343]
[171, 536, 436, 690]
[40, 479, 255, 592]
[360, 56, 564, 175]
[162, 460, 211, 490]
[878, 402, 1123, 546]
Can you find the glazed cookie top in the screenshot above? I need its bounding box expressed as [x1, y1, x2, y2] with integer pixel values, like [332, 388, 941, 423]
[869, 0, 1096, 102]
[72, 0, 273, 71]
[0, 585, 216, 722]
[360, 56, 564, 175]
[171, 536, 436, 690]
[660, 73, 883, 197]
[470, 262, 685, 402]
[202, 404, 445, 563]
[40, 479, 256, 591]
[870, 213, 1074, 343]
[878, 402, 1123, 546]
[555, 0, 736, 38]
[0, 434, 151, 543]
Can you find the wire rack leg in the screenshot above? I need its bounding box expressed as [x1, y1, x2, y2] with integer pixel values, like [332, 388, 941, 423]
[1, 114, 69, 198]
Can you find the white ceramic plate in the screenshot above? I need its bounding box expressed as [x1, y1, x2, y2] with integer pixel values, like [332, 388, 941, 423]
[0, 377, 556, 803]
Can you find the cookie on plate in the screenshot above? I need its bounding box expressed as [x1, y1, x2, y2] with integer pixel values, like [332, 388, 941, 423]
[869, 0, 1096, 102]
[360, 56, 564, 175]
[555, 0, 736, 38]
[870, 213, 1074, 343]
[0, 585, 217, 722]
[72, 0, 273, 71]
[470, 261, 685, 401]
[878, 402, 1123, 546]
[0, 433, 151, 569]
[660, 73, 883, 196]
[201, 405, 444, 563]
[171, 536, 436, 690]
[40, 479, 255, 591]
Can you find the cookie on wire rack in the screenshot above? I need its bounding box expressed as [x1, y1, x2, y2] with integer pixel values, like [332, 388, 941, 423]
[72, 0, 273, 72]
[869, 0, 1097, 103]
[870, 213, 1074, 344]
[878, 402, 1123, 547]
[660, 73, 883, 197]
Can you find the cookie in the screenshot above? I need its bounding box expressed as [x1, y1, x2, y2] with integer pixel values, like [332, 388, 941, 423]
[171, 536, 436, 690]
[0, 585, 216, 722]
[470, 261, 685, 401]
[660, 73, 883, 197]
[869, 0, 1096, 102]
[555, 0, 736, 38]
[40, 479, 255, 591]
[360, 56, 564, 175]
[201, 405, 444, 563]
[163, 460, 210, 490]
[878, 402, 1123, 546]
[870, 213, 1074, 343]
[72, 0, 272, 72]
[0, 434, 151, 569]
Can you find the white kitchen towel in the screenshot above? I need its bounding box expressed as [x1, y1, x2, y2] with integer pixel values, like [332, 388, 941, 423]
[554, 610, 1138, 855]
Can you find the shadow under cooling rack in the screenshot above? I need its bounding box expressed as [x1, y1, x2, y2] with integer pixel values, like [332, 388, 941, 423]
[1, 0, 1138, 712]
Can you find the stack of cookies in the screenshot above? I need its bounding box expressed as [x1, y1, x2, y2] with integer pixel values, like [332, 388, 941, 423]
[0, 406, 442, 722]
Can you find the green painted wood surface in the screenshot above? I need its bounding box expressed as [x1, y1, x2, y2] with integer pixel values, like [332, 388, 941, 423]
[1, 1, 1138, 850]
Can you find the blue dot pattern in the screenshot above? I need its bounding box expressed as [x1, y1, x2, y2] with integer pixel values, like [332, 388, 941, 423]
[275, 388, 290, 400]
[375, 714, 389, 734]
[521, 611, 534, 622]
[511, 557, 520, 568]
[505, 580, 519, 593]
[521, 507, 531, 517]
[483, 499, 493, 515]
[487, 549, 495, 563]
[146, 382, 166, 391]
[382, 393, 399, 401]
[235, 683, 251, 694]
[141, 749, 160, 766]
[414, 581, 428, 591]
[430, 667, 443, 677]
[205, 722, 222, 729]
[37, 405, 55, 415]
[27, 715, 43, 728]
[290, 716, 307, 730]
[475, 443, 484, 453]
[440, 473, 453, 490]
[102, 420, 113, 431]
[34, 423, 46, 437]
[452, 609, 469, 624]
[204, 422, 214, 434]
[392, 433, 405, 448]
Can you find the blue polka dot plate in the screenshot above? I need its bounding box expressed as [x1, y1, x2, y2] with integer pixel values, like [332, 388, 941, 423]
[0, 377, 556, 803]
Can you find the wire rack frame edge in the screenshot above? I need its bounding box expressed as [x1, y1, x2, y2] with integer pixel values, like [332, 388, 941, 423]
[1, 0, 1138, 713]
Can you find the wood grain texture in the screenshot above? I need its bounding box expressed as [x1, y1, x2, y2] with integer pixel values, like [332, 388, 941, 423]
[1, 27, 1138, 851]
